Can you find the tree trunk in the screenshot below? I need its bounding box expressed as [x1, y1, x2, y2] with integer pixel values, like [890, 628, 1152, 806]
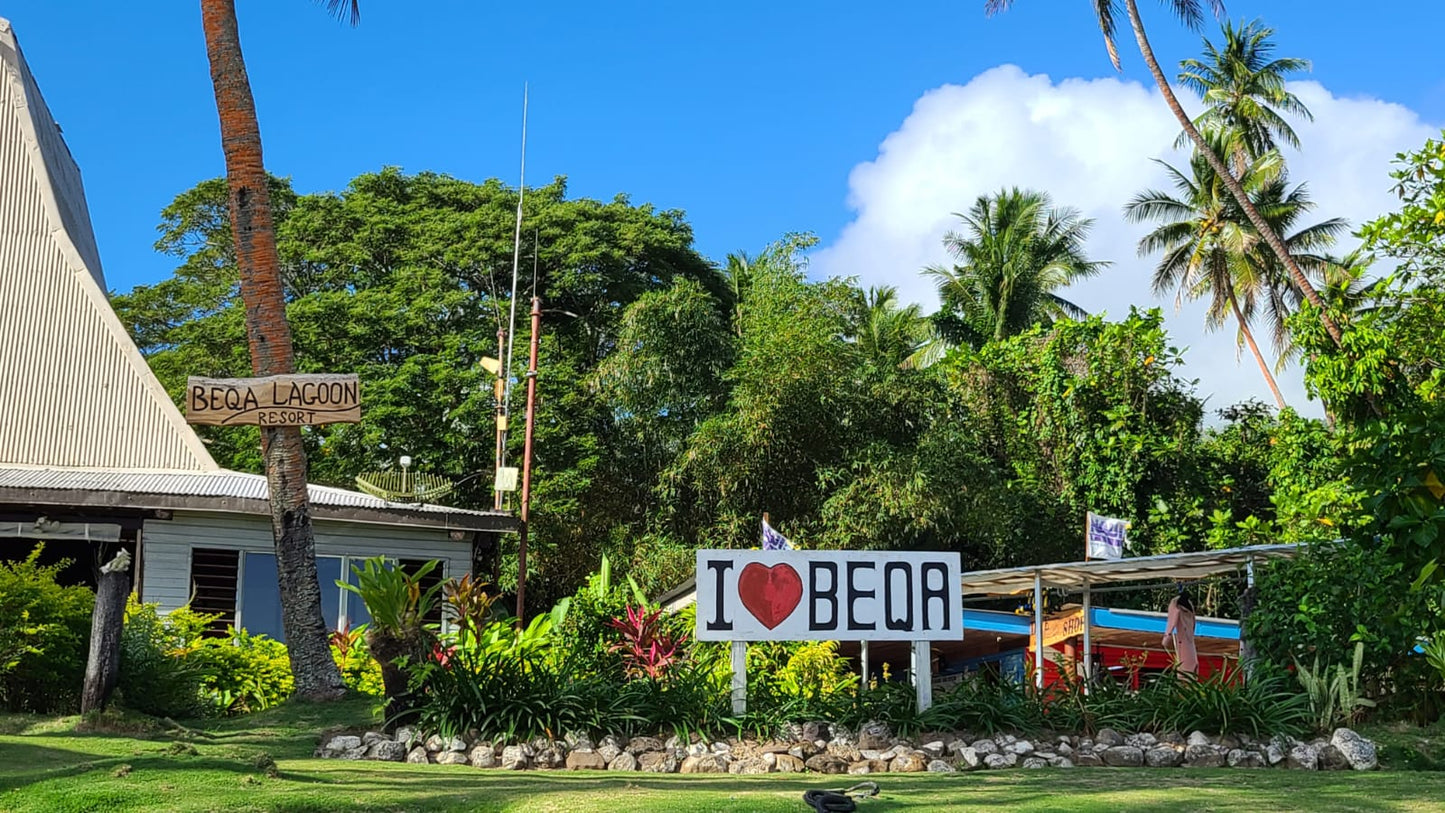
[81, 550, 132, 714]
[366, 628, 425, 729]
[200, 0, 344, 701]
[1227, 288, 1288, 410]
[1124, 0, 1343, 349]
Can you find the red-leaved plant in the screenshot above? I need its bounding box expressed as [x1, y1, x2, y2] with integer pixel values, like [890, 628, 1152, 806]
[607, 605, 687, 680]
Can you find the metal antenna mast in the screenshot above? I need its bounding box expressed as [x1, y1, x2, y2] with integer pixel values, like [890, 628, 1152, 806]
[501, 83, 528, 468]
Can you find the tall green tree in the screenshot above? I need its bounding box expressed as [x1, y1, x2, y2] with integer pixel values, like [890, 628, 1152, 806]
[848, 286, 928, 368]
[1176, 19, 1313, 171]
[1126, 137, 1345, 408]
[195, 0, 361, 700]
[923, 188, 1104, 353]
[984, 1, 1345, 348]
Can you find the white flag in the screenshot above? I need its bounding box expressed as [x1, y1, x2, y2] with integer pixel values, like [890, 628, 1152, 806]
[1086, 512, 1129, 560]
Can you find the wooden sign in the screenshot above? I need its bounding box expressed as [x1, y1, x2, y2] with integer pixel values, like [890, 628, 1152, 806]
[694, 550, 963, 642]
[1033, 609, 1086, 650]
[186, 374, 361, 427]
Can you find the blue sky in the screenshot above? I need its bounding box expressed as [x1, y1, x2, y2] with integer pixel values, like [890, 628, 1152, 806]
[5, 1, 1443, 410]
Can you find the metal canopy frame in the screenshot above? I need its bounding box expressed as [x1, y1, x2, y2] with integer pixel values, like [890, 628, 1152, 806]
[960, 543, 1300, 597]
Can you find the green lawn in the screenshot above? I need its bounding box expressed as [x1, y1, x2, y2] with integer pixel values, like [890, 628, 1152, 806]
[3, 703, 1444, 812]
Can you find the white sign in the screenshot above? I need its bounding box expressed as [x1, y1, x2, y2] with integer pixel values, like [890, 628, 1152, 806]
[1086, 512, 1129, 560]
[694, 550, 963, 642]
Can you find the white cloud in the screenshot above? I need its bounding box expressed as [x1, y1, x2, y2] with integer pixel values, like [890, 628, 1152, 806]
[812, 65, 1438, 417]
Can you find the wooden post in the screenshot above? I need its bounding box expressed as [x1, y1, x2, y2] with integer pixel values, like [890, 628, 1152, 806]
[515, 298, 541, 627]
[730, 641, 747, 714]
[81, 549, 132, 714]
[912, 640, 933, 712]
[1241, 556, 1257, 682]
[1033, 571, 1044, 690]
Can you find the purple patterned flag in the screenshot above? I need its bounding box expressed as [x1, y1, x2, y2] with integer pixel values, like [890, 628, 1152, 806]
[761, 518, 793, 550]
[1086, 512, 1128, 560]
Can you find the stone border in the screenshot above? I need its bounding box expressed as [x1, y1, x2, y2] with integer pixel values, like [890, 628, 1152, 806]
[317, 723, 1378, 773]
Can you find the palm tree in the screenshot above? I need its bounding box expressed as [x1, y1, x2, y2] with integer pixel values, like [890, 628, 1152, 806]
[1176, 19, 1312, 173]
[922, 189, 1105, 354]
[984, 1, 1345, 348]
[198, 0, 359, 700]
[848, 286, 928, 368]
[1126, 137, 1346, 408]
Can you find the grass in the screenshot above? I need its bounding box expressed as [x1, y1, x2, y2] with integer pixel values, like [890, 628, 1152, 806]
[3, 701, 1445, 812]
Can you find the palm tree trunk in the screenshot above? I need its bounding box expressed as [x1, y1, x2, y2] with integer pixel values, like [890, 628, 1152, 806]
[1123, 0, 1343, 350]
[1227, 288, 1288, 410]
[200, 0, 345, 701]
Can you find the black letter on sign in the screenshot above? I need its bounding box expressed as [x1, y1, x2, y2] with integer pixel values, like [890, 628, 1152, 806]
[920, 562, 951, 631]
[884, 562, 914, 632]
[846, 562, 877, 632]
[705, 560, 734, 632]
[809, 562, 838, 631]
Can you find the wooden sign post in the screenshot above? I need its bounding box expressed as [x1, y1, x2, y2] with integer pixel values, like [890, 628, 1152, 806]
[185, 374, 361, 427]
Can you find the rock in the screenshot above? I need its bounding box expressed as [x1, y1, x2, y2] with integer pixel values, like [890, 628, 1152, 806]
[928, 759, 959, 773]
[341, 746, 369, 760]
[1218, 734, 1241, 750]
[806, 754, 850, 774]
[597, 743, 621, 765]
[1158, 732, 1186, 747]
[1187, 731, 1212, 748]
[608, 751, 638, 771]
[566, 731, 594, 751]
[1125, 733, 1157, 749]
[686, 742, 709, 758]
[679, 754, 726, 774]
[1184, 745, 1226, 768]
[627, 736, 665, 755]
[436, 751, 468, 765]
[538, 746, 567, 770]
[393, 727, 419, 748]
[324, 735, 362, 754]
[801, 722, 831, 743]
[946, 739, 970, 757]
[971, 739, 999, 756]
[425, 734, 446, 753]
[1056, 742, 1073, 757]
[445, 736, 468, 753]
[1048, 756, 1075, 768]
[1266, 743, 1286, 766]
[848, 759, 889, 775]
[858, 749, 883, 761]
[639, 752, 678, 773]
[983, 753, 1016, 769]
[774, 753, 806, 773]
[1009, 740, 1035, 756]
[889, 753, 927, 773]
[1287, 744, 1319, 770]
[1227, 749, 1266, 769]
[856, 721, 893, 750]
[880, 745, 908, 761]
[1145, 746, 1183, 768]
[501, 745, 531, 770]
[1095, 728, 1125, 748]
[1318, 744, 1351, 771]
[1022, 757, 1048, 769]
[957, 747, 981, 770]
[468, 745, 496, 769]
[729, 757, 769, 775]
[566, 750, 607, 771]
[825, 744, 858, 762]
[1073, 752, 1104, 768]
[1331, 729, 1378, 771]
[369, 740, 408, 762]
[362, 731, 388, 748]
[405, 746, 430, 764]
[1101, 746, 1144, 767]
[922, 740, 946, 757]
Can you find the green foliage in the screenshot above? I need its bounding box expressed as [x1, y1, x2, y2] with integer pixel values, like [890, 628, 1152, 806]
[1296, 642, 1377, 732]
[189, 629, 296, 715]
[0, 547, 93, 713]
[339, 557, 441, 635]
[331, 626, 383, 698]
[607, 606, 688, 680]
[116, 601, 211, 718]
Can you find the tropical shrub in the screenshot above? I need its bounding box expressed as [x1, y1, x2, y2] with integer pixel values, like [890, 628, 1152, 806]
[116, 601, 212, 718]
[608, 605, 687, 680]
[339, 557, 442, 717]
[332, 625, 383, 697]
[0, 547, 94, 712]
[1296, 642, 1377, 732]
[1146, 670, 1311, 739]
[191, 628, 295, 715]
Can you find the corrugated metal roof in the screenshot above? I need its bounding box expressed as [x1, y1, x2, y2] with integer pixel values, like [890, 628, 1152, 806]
[0, 465, 493, 518]
[0, 19, 216, 472]
[958, 544, 1301, 595]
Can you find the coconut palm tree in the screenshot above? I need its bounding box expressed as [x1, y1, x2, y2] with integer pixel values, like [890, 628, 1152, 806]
[984, 1, 1345, 348]
[1126, 138, 1346, 409]
[198, 0, 360, 700]
[1176, 19, 1313, 172]
[848, 286, 928, 368]
[921, 189, 1105, 357]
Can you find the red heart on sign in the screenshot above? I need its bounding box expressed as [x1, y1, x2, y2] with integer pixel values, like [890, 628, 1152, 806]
[737, 562, 803, 630]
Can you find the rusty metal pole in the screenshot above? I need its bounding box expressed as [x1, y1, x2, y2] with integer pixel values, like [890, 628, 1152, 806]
[493, 326, 508, 512]
[515, 296, 541, 625]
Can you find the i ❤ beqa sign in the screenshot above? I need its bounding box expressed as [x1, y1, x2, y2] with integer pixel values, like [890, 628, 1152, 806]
[694, 550, 963, 642]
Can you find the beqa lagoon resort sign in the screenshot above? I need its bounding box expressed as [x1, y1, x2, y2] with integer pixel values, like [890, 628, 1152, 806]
[694, 550, 963, 642]
[185, 374, 361, 427]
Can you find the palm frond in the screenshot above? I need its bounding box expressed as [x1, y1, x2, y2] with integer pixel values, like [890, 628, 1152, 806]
[319, 0, 362, 25]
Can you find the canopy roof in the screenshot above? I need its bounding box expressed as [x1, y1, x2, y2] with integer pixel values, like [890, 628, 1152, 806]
[959, 544, 1300, 596]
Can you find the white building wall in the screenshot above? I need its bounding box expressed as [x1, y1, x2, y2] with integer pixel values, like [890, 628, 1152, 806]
[140, 510, 472, 616]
